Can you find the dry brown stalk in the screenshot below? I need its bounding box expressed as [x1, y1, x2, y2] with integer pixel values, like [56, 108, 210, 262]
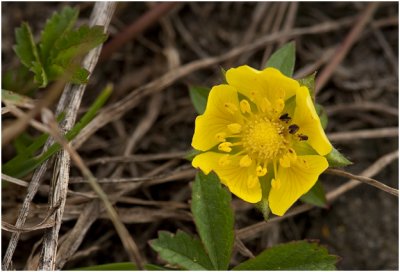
[328, 127, 398, 142]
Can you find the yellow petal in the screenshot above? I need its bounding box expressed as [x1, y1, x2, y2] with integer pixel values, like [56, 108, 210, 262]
[192, 152, 261, 203]
[269, 155, 328, 216]
[226, 66, 299, 110]
[191, 85, 242, 151]
[292, 86, 332, 155]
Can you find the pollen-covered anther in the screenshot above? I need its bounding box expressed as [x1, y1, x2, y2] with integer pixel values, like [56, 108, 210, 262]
[240, 155, 252, 167]
[218, 142, 233, 152]
[218, 155, 231, 166]
[215, 132, 226, 142]
[224, 103, 238, 114]
[240, 99, 252, 114]
[227, 123, 242, 134]
[256, 165, 267, 176]
[271, 178, 281, 190]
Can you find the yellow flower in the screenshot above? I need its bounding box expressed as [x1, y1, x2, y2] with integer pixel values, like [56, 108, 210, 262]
[191, 65, 332, 216]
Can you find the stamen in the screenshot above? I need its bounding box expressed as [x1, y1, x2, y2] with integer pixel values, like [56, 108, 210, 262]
[279, 113, 291, 123]
[279, 156, 291, 168]
[218, 142, 233, 152]
[215, 132, 226, 142]
[227, 123, 242, 134]
[271, 178, 281, 190]
[256, 165, 268, 176]
[240, 100, 252, 114]
[239, 155, 252, 167]
[260, 98, 272, 113]
[298, 134, 308, 141]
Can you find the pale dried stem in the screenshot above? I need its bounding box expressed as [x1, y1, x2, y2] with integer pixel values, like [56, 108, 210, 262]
[325, 168, 398, 197]
[328, 127, 398, 142]
[43, 112, 144, 269]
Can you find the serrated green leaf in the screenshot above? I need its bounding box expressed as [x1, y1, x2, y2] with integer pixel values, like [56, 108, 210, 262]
[50, 25, 106, 68]
[14, 23, 47, 87]
[31, 61, 48, 87]
[40, 6, 79, 62]
[189, 86, 211, 115]
[325, 147, 352, 168]
[191, 172, 234, 270]
[150, 230, 214, 270]
[298, 72, 316, 98]
[300, 181, 327, 208]
[265, 42, 295, 77]
[14, 22, 39, 68]
[233, 241, 338, 270]
[76, 262, 136, 270]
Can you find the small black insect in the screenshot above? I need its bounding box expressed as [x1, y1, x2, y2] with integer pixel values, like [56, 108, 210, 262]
[279, 113, 291, 123]
[298, 134, 308, 141]
[288, 124, 299, 134]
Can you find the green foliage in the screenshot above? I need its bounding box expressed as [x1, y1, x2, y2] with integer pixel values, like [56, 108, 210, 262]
[184, 149, 202, 161]
[298, 72, 316, 99]
[3, 85, 113, 178]
[265, 42, 296, 77]
[150, 230, 214, 270]
[77, 262, 137, 270]
[12, 6, 107, 88]
[300, 181, 327, 208]
[233, 241, 338, 270]
[316, 103, 328, 129]
[326, 147, 352, 168]
[189, 86, 211, 115]
[192, 172, 234, 270]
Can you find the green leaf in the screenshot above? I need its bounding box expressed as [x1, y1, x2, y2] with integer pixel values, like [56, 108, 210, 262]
[71, 67, 90, 84]
[316, 103, 328, 130]
[191, 172, 234, 270]
[233, 241, 338, 270]
[189, 86, 211, 115]
[50, 25, 106, 69]
[144, 264, 174, 270]
[150, 230, 214, 270]
[40, 6, 79, 62]
[184, 149, 202, 161]
[14, 23, 47, 87]
[14, 22, 39, 68]
[300, 181, 327, 208]
[326, 147, 352, 168]
[298, 72, 316, 99]
[265, 42, 296, 77]
[76, 262, 136, 270]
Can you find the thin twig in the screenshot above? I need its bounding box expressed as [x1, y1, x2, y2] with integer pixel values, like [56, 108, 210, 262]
[38, 3, 117, 270]
[100, 2, 178, 60]
[328, 127, 398, 142]
[325, 168, 398, 196]
[315, 3, 379, 93]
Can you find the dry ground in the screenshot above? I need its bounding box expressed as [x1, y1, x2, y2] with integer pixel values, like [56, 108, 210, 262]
[2, 2, 398, 270]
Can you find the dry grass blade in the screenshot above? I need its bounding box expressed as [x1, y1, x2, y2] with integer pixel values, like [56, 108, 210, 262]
[325, 168, 398, 196]
[328, 127, 398, 142]
[43, 111, 144, 269]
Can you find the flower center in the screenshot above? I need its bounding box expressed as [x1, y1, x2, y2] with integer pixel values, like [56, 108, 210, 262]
[242, 117, 286, 162]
